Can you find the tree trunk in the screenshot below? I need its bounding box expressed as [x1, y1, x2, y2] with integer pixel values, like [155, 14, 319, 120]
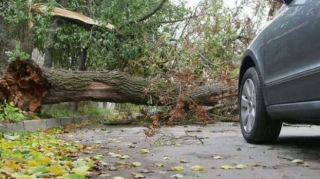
[19, 0, 33, 56]
[0, 60, 237, 112]
[69, 46, 89, 111]
[44, 17, 61, 68]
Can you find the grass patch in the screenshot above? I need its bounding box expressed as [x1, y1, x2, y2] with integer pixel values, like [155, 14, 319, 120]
[39, 102, 112, 118]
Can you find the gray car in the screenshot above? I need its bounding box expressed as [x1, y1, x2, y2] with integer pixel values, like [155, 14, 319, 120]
[238, 0, 320, 144]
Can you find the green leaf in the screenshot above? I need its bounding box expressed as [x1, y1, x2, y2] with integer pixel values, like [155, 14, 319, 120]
[93, 154, 104, 160]
[31, 166, 48, 174]
[66, 174, 85, 179]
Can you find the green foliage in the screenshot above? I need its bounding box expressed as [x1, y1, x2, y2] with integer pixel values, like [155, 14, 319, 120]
[39, 103, 112, 118]
[0, 101, 25, 123]
[5, 45, 30, 62]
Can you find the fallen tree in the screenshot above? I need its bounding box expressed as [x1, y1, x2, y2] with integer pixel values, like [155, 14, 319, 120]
[0, 59, 237, 112]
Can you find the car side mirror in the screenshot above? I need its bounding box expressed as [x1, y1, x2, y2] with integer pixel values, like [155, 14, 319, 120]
[274, 0, 292, 5]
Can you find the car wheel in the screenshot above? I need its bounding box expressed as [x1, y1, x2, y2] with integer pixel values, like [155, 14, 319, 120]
[239, 67, 282, 144]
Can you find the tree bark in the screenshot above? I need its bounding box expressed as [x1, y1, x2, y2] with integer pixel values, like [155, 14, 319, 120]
[0, 59, 237, 112]
[44, 17, 61, 68]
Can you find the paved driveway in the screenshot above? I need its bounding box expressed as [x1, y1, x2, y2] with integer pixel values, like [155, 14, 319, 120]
[60, 123, 320, 179]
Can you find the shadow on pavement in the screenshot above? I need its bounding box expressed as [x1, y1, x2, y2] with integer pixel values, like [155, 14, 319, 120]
[275, 136, 320, 148]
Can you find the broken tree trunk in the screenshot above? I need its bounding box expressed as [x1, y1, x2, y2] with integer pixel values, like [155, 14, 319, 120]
[0, 59, 237, 112]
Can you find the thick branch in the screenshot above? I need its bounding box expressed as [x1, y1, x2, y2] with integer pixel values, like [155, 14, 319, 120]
[30, 4, 115, 30]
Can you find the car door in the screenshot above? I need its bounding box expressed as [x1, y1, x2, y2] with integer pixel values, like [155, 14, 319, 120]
[264, 0, 320, 105]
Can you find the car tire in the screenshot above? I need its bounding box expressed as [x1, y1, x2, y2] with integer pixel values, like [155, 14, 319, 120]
[239, 67, 282, 144]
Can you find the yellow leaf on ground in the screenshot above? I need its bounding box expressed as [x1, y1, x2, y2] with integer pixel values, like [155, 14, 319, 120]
[171, 174, 184, 178]
[155, 163, 164, 167]
[191, 165, 205, 171]
[292, 159, 305, 164]
[221, 165, 235, 170]
[72, 166, 90, 176]
[27, 160, 38, 167]
[48, 166, 65, 175]
[171, 166, 184, 171]
[213, 156, 223, 160]
[236, 164, 247, 169]
[140, 149, 149, 154]
[131, 162, 141, 167]
[131, 172, 146, 178]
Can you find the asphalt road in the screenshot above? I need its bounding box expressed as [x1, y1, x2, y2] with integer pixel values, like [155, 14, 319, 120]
[60, 123, 320, 179]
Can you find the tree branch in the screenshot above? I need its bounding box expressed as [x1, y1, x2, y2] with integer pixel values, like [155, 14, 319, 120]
[158, 15, 198, 24]
[121, 0, 167, 27]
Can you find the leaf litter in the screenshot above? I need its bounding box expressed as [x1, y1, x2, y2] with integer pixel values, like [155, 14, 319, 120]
[0, 128, 106, 178]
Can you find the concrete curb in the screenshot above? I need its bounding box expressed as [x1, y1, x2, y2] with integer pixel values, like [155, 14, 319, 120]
[0, 116, 100, 132]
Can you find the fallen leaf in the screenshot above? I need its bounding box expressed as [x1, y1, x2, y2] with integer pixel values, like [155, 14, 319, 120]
[72, 160, 87, 168]
[191, 165, 205, 171]
[170, 174, 184, 178]
[120, 155, 130, 159]
[236, 164, 247, 169]
[131, 172, 146, 178]
[213, 156, 223, 160]
[128, 145, 137, 148]
[155, 163, 165, 167]
[249, 162, 260, 167]
[83, 150, 93, 154]
[221, 165, 235, 170]
[66, 174, 85, 179]
[48, 166, 64, 175]
[71, 166, 90, 176]
[292, 159, 305, 164]
[109, 167, 118, 171]
[99, 174, 112, 177]
[302, 163, 310, 167]
[31, 166, 48, 174]
[114, 177, 125, 179]
[140, 149, 149, 154]
[131, 162, 141, 167]
[138, 169, 154, 174]
[163, 156, 170, 160]
[93, 154, 104, 160]
[100, 161, 109, 167]
[115, 161, 126, 166]
[180, 160, 189, 163]
[112, 154, 122, 158]
[171, 166, 184, 171]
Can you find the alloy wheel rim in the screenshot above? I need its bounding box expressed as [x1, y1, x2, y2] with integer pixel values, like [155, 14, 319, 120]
[241, 79, 256, 133]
